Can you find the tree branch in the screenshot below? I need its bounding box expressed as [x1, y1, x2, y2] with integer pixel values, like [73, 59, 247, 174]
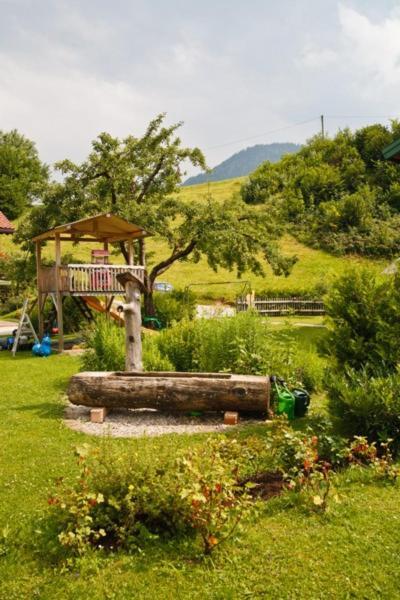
[118, 241, 129, 263]
[149, 239, 197, 282]
[136, 157, 165, 204]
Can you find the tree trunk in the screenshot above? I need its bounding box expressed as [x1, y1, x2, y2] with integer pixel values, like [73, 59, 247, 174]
[121, 279, 143, 371]
[143, 285, 156, 317]
[68, 371, 271, 413]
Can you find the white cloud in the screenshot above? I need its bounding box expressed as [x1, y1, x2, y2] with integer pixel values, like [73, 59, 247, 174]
[0, 53, 156, 166]
[299, 43, 337, 68]
[339, 4, 400, 87]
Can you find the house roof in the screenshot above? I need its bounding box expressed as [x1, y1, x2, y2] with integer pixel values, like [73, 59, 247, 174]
[382, 138, 400, 162]
[0, 211, 15, 234]
[32, 213, 150, 243]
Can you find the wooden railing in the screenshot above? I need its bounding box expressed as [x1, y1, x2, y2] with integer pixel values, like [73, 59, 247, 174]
[40, 264, 145, 295]
[236, 296, 325, 316]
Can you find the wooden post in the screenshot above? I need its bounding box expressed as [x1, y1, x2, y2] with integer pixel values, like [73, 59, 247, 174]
[55, 233, 64, 352]
[35, 241, 44, 338]
[127, 240, 134, 265]
[116, 272, 144, 371]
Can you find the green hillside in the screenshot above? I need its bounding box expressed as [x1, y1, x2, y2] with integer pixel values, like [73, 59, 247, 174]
[0, 177, 387, 301]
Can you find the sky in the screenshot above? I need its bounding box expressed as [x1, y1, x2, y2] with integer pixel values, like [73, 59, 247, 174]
[1, 0, 400, 177]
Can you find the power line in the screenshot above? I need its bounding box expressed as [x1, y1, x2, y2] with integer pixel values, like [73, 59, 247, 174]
[203, 114, 398, 156]
[206, 117, 319, 150]
[326, 114, 397, 119]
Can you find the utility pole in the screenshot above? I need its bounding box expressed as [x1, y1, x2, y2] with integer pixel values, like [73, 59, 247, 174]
[320, 114, 325, 139]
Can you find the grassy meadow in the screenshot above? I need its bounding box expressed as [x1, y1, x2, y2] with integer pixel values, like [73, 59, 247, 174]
[0, 177, 387, 303]
[1, 345, 400, 599]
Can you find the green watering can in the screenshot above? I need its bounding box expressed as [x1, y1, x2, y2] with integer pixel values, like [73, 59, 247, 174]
[271, 376, 310, 420]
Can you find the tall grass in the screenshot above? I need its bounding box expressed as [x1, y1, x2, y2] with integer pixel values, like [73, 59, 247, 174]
[81, 317, 173, 372]
[81, 313, 324, 390]
[157, 312, 324, 389]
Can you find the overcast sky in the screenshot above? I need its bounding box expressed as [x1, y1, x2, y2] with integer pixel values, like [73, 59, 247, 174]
[1, 0, 400, 176]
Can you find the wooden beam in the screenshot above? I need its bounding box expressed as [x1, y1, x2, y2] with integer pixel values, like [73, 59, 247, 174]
[35, 241, 44, 338]
[54, 234, 64, 352]
[127, 241, 134, 265]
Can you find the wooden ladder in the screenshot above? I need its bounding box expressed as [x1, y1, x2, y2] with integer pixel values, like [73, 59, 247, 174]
[11, 299, 39, 356]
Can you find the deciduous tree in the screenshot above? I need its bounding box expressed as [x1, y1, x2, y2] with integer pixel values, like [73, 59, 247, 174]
[0, 130, 48, 219]
[18, 115, 293, 315]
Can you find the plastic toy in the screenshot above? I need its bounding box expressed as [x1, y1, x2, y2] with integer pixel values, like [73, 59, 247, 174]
[32, 335, 52, 357]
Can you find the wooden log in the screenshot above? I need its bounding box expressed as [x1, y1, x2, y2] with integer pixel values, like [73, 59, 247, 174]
[68, 371, 270, 413]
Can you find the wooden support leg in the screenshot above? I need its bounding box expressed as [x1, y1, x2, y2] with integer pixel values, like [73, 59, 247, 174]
[56, 293, 64, 353]
[38, 293, 47, 339]
[90, 407, 108, 424]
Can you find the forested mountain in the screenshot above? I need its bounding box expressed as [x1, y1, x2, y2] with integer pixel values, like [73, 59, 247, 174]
[184, 143, 301, 185]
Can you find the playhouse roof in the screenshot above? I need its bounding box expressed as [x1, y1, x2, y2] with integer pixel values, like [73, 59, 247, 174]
[0, 211, 15, 234]
[32, 213, 150, 243]
[382, 138, 400, 162]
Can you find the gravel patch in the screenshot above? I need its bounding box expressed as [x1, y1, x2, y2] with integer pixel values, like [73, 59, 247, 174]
[64, 404, 258, 438]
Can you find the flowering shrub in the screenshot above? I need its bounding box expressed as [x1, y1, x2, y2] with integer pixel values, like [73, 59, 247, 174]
[176, 439, 254, 555]
[47, 439, 255, 558]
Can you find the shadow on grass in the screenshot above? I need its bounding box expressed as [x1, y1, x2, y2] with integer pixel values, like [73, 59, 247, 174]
[14, 402, 63, 420]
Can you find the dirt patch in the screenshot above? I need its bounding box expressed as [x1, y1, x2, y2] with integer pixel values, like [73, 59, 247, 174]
[239, 471, 285, 500]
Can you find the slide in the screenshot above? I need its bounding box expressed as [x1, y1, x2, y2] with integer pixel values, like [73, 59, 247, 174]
[81, 296, 124, 325]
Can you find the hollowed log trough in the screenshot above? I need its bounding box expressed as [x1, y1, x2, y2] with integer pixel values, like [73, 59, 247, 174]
[68, 371, 271, 414]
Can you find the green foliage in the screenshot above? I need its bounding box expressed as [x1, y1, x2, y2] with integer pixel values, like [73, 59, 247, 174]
[175, 438, 254, 554]
[47, 438, 254, 557]
[81, 318, 125, 372]
[15, 115, 294, 317]
[325, 268, 400, 446]
[327, 369, 400, 448]
[81, 316, 174, 372]
[0, 252, 36, 311]
[153, 288, 196, 327]
[156, 312, 324, 390]
[142, 335, 174, 371]
[2, 351, 400, 598]
[0, 129, 48, 219]
[241, 123, 400, 258]
[323, 268, 400, 372]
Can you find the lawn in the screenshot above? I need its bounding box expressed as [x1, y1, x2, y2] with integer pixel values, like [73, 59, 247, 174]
[0, 177, 388, 303]
[1, 348, 399, 599]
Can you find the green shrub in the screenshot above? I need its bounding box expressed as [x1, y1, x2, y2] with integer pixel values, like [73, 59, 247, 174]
[142, 335, 174, 371]
[327, 369, 400, 448]
[81, 317, 125, 371]
[153, 288, 196, 327]
[81, 316, 174, 372]
[156, 313, 324, 390]
[47, 438, 254, 557]
[323, 268, 400, 373]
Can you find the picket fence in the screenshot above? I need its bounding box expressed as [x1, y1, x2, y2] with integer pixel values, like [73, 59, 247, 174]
[236, 294, 325, 316]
